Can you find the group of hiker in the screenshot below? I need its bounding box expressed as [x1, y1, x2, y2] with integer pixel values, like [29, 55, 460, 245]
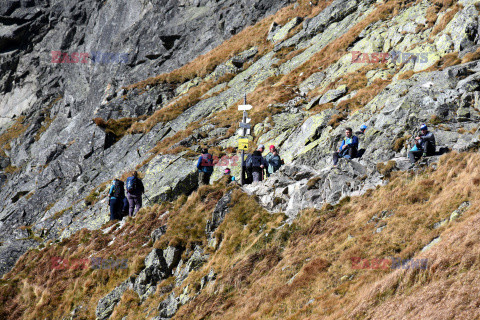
[108, 171, 145, 221]
[196, 144, 284, 186]
[245, 144, 283, 182]
[331, 123, 436, 168]
[196, 122, 436, 187]
[106, 123, 435, 220]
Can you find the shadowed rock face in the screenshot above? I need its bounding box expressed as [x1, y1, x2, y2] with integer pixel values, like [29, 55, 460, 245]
[0, 0, 292, 276]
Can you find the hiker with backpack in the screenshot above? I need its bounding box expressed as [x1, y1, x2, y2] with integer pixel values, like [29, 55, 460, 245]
[265, 145, 282, 177]
[408, 124, 436, 168]
[246, 144, 268, 182]
[197, 148, 214, 187]
[108, 178, 126, 221]
[332, 127, 359, 167]
[126, 171, 145, 217]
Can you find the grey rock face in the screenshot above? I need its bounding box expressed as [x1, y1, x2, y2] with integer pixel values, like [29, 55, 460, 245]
[205, 190, 232, 235]
[151, 225, 167, 243]
[96, 276, 136, 320]
[0, 0, 292, 277]
[143, 153, 199, 203]
[134, 246, 183, 298]
[158, 293, 178, 318]
[175, 246, 208, 286]
[244, 159, 382, 220]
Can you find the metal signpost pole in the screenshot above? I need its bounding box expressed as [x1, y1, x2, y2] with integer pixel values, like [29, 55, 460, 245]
[241, 95, 247, 186]
[238, 95, 252, 186]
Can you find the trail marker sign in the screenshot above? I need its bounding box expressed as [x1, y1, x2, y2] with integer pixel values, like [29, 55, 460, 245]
[238, 138, 249, 150]
[238, 104, 252, 111]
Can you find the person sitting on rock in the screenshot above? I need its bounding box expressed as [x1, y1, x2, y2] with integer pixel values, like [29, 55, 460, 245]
[246, 144, 268, 182]
[265, 145, 282, 177]
[332, 127, 359, 167]
[408, 124, 436, 168]
[197, 148, 214, 186]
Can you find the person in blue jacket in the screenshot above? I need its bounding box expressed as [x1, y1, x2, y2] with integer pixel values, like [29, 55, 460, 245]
[197, 148, 214, 187]
[408, 124, 436, 168]
[332, 127, 359, 166]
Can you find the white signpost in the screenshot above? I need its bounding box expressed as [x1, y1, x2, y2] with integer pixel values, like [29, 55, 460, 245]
[238, 104, 253, 111]
[238, 97, 252, 185]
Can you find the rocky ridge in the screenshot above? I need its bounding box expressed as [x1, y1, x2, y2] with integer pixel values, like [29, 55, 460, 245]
[0, 0, 480, 318]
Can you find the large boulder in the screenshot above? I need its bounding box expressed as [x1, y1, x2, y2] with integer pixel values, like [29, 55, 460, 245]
[96, 276, 136, 320]
[143, 153, 198, 203]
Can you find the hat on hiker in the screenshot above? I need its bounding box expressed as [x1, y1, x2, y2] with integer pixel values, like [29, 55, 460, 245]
[269, 145, 275, 151]
[360, 125, 367, 130]
[420, 124, 428, 131]
[258, 144, 265, 150]
[224, 168, 231, 174]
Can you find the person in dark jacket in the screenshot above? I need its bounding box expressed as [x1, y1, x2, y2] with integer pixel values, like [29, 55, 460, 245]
[408, 124, 436, 167]
[197, 148, 214, 187]
[246, 144, 268, 182]
[332, 127, 359, 166]
[265, 145, 282, 177]
[108, 178, 125, 220]
[126, 171, 145, 217]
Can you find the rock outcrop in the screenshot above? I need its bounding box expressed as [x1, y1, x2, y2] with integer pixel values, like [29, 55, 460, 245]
[1, 0, 480, 318]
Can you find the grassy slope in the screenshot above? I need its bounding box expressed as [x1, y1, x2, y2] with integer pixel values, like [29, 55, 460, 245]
[2, 0, 480, 319]
[1, 152, 479, 319]
[175, 152, 480, 320]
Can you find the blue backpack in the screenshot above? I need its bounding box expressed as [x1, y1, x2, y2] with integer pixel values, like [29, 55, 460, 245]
[200, 154, 214, 173]
[126, 176, 138, 193]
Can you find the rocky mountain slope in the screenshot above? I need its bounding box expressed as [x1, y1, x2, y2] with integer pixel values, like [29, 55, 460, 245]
[1, 0, 480, 319]
[0, 0, 292, 275]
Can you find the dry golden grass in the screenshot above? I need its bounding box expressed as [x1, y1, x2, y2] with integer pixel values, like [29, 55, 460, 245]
[0, 203, 170, 320]
[425, 52, 462, 72]
[424, 0, 456, 30]
[461, 47, 480, 64]
[94, 117, 145, 142]
[173, 152, 480, 320]
[392, 134, 412, 152]
[3, 151, 480, 319]
[430, 3, 463, 37]
[397, 70, 415, 80]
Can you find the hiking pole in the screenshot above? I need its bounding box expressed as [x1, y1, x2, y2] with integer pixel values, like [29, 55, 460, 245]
[143, 193, 152, 205]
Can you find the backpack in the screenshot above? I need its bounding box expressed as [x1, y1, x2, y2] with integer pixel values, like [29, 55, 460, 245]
[126, 176, 138, 193]
[200, 154, 214, 173]
[112, 180, 125, 198]
[250, 155, 263, 168]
